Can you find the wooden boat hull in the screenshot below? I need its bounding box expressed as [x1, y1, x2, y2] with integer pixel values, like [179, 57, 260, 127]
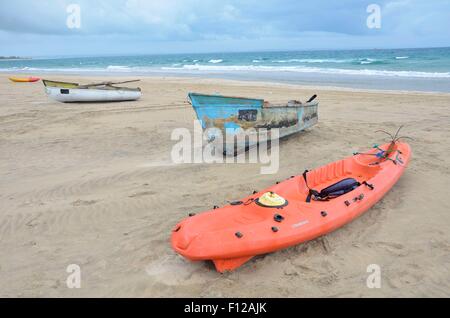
[43, 80, 141, 103]
[171, 142, 411, 272]
[9, 77, 40, 83]
[188, 93, 318, 155]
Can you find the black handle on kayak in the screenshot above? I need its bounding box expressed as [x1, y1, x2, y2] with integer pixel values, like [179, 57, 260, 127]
[307, 95, 317, 103]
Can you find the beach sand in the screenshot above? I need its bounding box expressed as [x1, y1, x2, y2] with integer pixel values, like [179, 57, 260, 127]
[0, 74, 449, 297]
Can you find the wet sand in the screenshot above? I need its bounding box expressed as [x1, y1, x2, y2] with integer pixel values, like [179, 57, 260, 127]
[0, 74, 449, 297]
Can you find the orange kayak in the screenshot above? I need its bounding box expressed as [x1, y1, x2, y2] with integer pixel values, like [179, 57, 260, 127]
[9, 77, 40, 83]
[172, 141, 411, 273]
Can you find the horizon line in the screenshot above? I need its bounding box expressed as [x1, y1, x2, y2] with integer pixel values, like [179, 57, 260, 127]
[2, 45, 449, 60]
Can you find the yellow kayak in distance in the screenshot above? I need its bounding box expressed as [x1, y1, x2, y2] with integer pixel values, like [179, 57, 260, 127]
[9, 77, 41, 83]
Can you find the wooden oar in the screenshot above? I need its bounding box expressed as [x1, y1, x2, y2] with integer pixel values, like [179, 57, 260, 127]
[78, 79, 140, 88]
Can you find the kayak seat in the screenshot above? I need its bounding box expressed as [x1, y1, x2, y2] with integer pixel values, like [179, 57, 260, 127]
[303, 170, 361, 202]
[317, 178, 361, 199]
[302, 157, 380, 203]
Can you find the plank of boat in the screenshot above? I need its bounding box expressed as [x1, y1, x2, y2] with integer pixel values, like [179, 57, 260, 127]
[42, 79, 79, 88]
[77, 79, 140, 88]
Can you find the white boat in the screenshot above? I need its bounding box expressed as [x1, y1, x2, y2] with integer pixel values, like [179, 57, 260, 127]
[43, 79, 142, 103]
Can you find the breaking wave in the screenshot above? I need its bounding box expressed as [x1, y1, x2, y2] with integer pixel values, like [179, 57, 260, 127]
[107, 65, 131, 70]
[161, 64, 450, 78]
[208, 59, 223, 64]
[273, 58, 350, 63]
[2, 63, 450, 79]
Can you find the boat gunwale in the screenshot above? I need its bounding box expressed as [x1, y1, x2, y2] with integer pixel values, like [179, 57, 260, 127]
[188, 92, 265, 103]
[42, 79, 80, 87]
[262, 101, 319, 109]
[188, 92, 318, 109]
[44, 82, 141, 92]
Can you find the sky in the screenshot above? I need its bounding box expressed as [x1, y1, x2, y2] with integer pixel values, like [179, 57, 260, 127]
[0, 0, 449, 57]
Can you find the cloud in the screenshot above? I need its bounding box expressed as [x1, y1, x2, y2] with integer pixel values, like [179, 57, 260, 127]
[0, 0, 448, 55]
[0, 0, 405, 37]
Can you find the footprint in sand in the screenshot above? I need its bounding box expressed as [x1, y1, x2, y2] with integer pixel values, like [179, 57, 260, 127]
[71, 199, 98, 207]
[129, 191, 157, 198]
[370, 241, 409, 257]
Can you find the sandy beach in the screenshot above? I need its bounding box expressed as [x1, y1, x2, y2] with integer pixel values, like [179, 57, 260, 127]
[0, 73, 449, 297]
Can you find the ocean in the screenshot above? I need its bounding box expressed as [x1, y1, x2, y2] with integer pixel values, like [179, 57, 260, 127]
[2, 47, 450, 92]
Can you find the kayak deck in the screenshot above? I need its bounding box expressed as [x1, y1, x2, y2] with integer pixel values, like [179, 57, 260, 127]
[9, 77, 40, 83]
[172, 142, 411, 272]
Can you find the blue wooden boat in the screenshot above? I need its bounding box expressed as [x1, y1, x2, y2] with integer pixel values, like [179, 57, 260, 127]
[188, 92, 319, 155]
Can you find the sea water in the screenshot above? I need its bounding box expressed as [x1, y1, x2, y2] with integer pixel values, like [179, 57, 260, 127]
[1, 47, 450, 92]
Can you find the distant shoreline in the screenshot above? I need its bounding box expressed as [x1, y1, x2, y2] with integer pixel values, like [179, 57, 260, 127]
[0, 56, 31, 61]
[2, 72, 450, 95]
